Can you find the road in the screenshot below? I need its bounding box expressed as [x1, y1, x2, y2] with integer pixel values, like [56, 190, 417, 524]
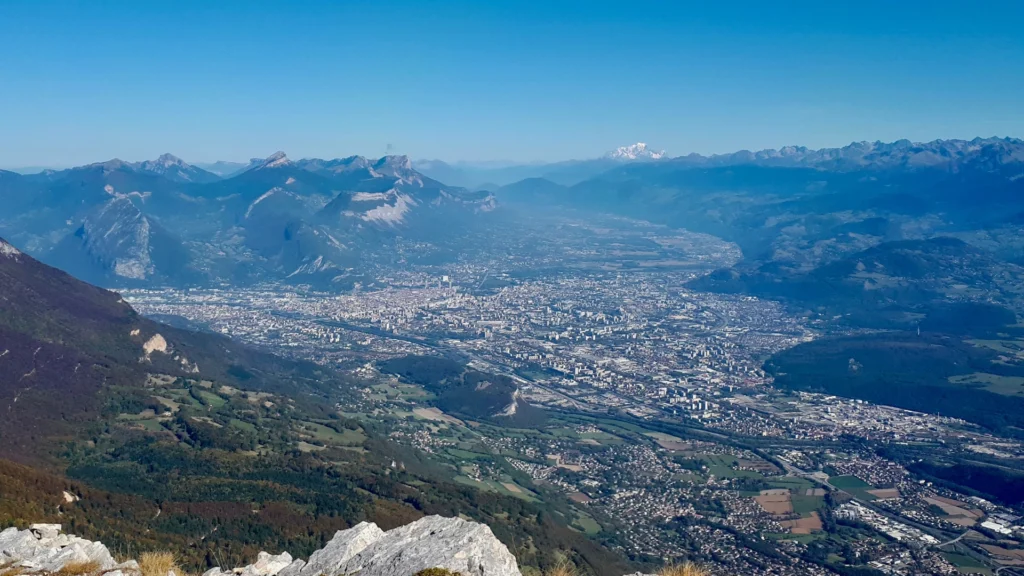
[937, 530, 968, 547]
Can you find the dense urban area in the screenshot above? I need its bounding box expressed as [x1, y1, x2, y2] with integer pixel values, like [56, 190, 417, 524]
[122, 217, 1024, 576]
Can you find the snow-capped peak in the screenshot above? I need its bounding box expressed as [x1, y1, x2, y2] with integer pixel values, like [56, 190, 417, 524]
[0, 237, 22, 260]
[606, 142, 666, 160]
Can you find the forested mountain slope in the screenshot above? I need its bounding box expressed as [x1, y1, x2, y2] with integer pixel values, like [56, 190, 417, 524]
[0, 238, 630, 576]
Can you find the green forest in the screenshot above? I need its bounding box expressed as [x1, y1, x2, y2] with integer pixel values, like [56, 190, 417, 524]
[766, 332, 1024, 435]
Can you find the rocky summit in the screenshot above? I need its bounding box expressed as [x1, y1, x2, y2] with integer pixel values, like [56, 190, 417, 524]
[0, 516, 523, 576]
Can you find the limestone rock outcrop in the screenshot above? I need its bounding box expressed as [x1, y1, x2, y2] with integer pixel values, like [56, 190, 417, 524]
[0, 524, 118, 573]
[0, 516, 536, 576]
[203, 516, 521, 576]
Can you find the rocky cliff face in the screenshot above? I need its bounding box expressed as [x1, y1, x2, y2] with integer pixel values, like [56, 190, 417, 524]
[0, 516, 522, 576]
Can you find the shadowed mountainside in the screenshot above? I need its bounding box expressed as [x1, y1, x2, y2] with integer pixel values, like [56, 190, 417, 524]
[0, 238, 630, 576]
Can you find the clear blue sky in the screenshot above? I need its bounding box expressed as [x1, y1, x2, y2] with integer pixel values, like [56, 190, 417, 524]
[2, 0, 1023, 167]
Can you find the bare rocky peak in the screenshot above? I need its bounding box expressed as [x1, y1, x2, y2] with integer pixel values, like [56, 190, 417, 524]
[241, 152, 292, 172]
[86, 158, 133, 172]
[139, 153, 188, 171]
[370, 155, 422, 185]
[296, 155, 414, 177]
[294, 155, 374, 174]
[72, 153, 215, 182]
[258, 151, 291, 169]
[374, 154, 413, 171]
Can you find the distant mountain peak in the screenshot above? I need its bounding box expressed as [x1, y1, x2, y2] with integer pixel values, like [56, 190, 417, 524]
[375, 155, 413, 170]
[241, 152, 292, 172]
[88, 159, 133, 171]
[261, 151, 291, 168]
[137, 153, 189, 172]
[367, 155, 422, 184]
[152, 153, 185, 166]
[606, 142, 665, 160]
[132, 153, 219, 183]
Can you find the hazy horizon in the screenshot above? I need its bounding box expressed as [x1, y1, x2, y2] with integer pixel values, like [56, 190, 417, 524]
[3, 0, 1023, 167]
[5, 133, 1024, 174]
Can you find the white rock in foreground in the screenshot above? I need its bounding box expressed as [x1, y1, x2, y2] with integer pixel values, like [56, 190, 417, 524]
[0, 524, 117, 573]
[285, 521, 384, 576]
[1, 516, 528, 576]
[211, 516, 521, 576]
[336, 516, 520, 576]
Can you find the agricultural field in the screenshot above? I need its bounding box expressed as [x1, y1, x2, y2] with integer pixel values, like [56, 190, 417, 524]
[942, 552, 993, 575]
[644, 432, 689, 451]
[571, 513, 602, 535]
[781, 512, 824, 535]
[454, 475, 539, 502]
[828, 475, 877, 501]
[767, 476, 816, 493]
[968, 338, 1024, 357]
[755, 492, 792, 515]
[413, 406, 464, 425]
[948, 372, 1024, 396]
[700, 453, 764, 479]
[790, 494, 825, 516]
[296, 421, 366, 447]
[369, 381, 435, 402]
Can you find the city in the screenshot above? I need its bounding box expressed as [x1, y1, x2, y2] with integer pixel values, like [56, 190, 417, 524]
[121, 215, 1024, 576]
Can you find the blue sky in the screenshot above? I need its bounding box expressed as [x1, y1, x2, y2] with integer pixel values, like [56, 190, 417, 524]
[2, 0, 1023, 166]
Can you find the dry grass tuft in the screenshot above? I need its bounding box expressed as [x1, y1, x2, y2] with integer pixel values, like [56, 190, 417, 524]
[139, 552, 180, 576]
[413, 569, 462, 576]
[54, 560, 102, 576]
[544, 560, 576, 576]
[659, 562, 709, 576]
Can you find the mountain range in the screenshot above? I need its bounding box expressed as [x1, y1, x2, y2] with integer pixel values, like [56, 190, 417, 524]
[413, 142, 669, 188]
[0, 151, 495, 288]
[491, 136, 1024, 330]
[414, 137, 1024, 188]
[677, 137, 1019, 170]
[3, 136, 1023, 302]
